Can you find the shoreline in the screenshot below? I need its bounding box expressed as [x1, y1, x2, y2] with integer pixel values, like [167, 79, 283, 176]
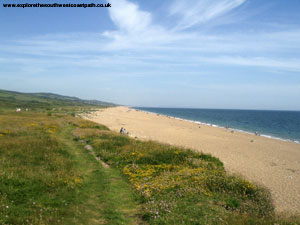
[133, 107, 300, 145]
[84, 106, 300, 214]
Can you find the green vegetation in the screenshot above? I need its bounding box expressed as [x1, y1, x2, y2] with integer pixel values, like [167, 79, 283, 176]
[85, 132, 275, 224]
[0, 90, 299, 224]
[0, 111, 142, 224]
[0, 89, 115, 111]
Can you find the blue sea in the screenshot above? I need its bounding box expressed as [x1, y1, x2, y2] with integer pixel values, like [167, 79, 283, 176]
[134, 107, 300, 143]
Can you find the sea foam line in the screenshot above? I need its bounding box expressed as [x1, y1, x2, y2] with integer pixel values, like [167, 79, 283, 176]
[132, 107, 299, 144]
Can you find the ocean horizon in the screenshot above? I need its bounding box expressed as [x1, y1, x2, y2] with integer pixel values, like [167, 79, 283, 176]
[133, 107, 300, 143]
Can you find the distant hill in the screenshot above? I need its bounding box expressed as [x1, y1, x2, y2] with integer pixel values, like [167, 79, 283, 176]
[29, 92, 116, 106]
[0, 89, 117, 109]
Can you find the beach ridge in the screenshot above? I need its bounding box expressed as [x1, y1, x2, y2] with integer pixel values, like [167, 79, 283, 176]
[84, 106, 300, 214]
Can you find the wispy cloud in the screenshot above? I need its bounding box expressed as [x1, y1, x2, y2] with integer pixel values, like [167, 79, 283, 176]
[169, 0, 247, 30]
[192, 56, 300, 72]
[104, 0, 182, 50]
[1, 0, 300, 75]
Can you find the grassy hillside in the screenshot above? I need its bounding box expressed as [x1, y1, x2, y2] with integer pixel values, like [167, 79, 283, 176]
[0, 90, 299, 224]
[0, 111, 142, 225]
[0, 89, 116, 111]
[77, 127, 289, 225]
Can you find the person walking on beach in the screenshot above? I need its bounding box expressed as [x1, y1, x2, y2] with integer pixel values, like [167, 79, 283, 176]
[120, 127, 127, 135]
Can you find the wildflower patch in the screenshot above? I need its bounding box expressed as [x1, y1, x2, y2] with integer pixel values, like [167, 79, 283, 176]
[90, 133, 275, 224]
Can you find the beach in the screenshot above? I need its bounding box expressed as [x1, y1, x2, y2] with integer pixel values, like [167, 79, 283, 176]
[84, 106, 300, 214]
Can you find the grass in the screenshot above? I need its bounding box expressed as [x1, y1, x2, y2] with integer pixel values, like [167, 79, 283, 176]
[0, 89, 114, 110]
[72, 123, 299, 224]
[1, 90, 300, 224]
[86, 133, 276, 224]
[0, 111, 141, 225]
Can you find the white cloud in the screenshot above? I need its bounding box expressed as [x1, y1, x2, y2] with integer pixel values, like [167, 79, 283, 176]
[169, 0, 247, 30]
[1, 0, 300, 75]
[2, 28, 300, 74]
[104, 0, 183, 50]
[108, 0, 152, 33]
[193, 56, 300, 72]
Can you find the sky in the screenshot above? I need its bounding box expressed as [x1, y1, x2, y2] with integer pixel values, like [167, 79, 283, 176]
[1, 0, 300, 110]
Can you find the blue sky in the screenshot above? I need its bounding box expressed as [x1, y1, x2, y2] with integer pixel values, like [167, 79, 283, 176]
[1, 0, 300, 110]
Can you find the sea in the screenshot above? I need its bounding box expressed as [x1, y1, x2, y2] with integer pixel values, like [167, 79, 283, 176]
[133, 107, 300, 143]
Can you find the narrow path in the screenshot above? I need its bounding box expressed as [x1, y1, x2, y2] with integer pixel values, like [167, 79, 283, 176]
[57, 123, 143, 225]
[84, 144, 110, 168]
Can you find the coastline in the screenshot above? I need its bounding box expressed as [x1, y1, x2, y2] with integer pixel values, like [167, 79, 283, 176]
[134, 107, 300, 144]
[83, 106, 300, 214]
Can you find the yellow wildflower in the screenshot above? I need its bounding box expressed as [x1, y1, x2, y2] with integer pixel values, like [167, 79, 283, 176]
[74, 177, 82, 185]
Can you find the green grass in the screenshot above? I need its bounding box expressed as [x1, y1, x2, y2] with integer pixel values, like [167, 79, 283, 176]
[86, 134, 273, 224]
[0, 89, 115, 110]
[72, 126, 299, 225]
[1, 90, 299, 224]
[0, 111, 141, 225]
